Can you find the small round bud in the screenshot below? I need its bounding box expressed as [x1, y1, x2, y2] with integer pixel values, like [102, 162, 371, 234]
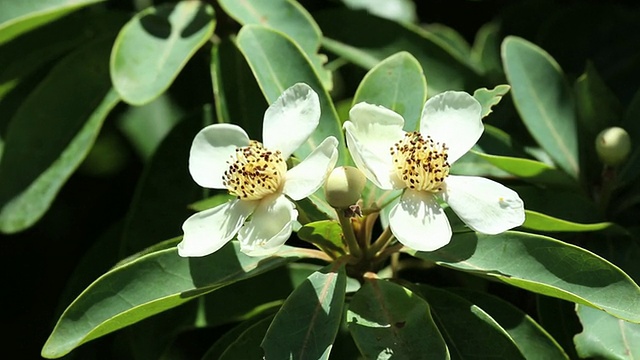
[324, 166, 367, 208]
[595, 127, 631, 166]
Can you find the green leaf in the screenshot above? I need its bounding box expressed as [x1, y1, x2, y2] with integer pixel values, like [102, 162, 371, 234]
[262, 264, 346, 360]
[353, 51, 427, 132]
[119, 109, 208, 257]
[502, 36, 579, 178]
[316, 8, 481, 97]
[575, 305, 640, 360]
[41, 243, 312, 359]
[574, 61, 623, 136]
[473, 84, 511, 119]
[236, 25, 348, 166]
[209, 38, 267, 138]
[417, 285, 526, 359]
[536, 295, 581, 360]
[471, 21, 502, 78]
[217, 0, 331, 90]
[513, 185, 603, 224]
[297, 220, 346, 257]
[452, 289, 569, 359]
[405, 231, 640, 323]
[204, 313, 275, 360]
[347, 278, 448, 359]
[522, 210, 624, 234]
[110, 1, 215, 105]
[0, 0, 104, 45]
[472, 151, 579, 189]
[0, 37, 119, 234]
[220, 315, 274, 360]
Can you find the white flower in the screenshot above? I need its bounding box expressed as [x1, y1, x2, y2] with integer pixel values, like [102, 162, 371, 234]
[344, 91, 525, 251]
[178, 83, 339, 257]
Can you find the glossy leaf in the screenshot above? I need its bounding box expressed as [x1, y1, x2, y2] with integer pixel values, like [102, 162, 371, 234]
[473, 84, 511, 119]
[41, 243, 316, 358]
[452, 289, 569, 359]
[417, 285, 525, 359]
[472, 151, 578, 189]
[502, 36, 579, 178]
[574, 304, 640, 359]
[262, 264, 346, 360]
[0, 37, 119, 234]
[522, 210, 624, 234]
[347, 278, 449, 359]
[217, 0, 331, 89]
[352, 51, 427, 132]
[513, 185, 603, 224]
[405, 231, 640, 323]
[236, 25, 348, 165]
[119, 109, 208, 256]
[316, 8, 481, 96]
[297, 220, 346, 257]
[110, 1, 215, 105]
[0, 0, 104, 45]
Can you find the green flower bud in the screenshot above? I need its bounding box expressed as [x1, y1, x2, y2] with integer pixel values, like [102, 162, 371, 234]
[324, 166, 366, 208]
[595, 127, 631, 166]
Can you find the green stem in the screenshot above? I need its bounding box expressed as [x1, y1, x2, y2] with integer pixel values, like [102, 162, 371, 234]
[337, 210, 362, 258]
[367, 225, 393, 258]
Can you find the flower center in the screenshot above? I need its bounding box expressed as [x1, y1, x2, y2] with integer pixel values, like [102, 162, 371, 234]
[390, 131, 450, 192]
[223, 141, 287, 200]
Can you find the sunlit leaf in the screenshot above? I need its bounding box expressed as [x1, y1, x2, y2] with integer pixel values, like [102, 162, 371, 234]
[472, 151, 579, 189]
[297, 220, 345, 257]
[41, 243, 317, 358]
[502, 36, 579, 178]
[353, 51, 427, 132]
[0, 37, 119, 234]
[316, 8, 481, 96]
[0, 0, 104, 45]
[473, 84, 511, 119]
[218, 0, 331, 89]
[236, 25, 348, 165]
[262, 264, 346, 360]
[522, 210, 625, 234]
[574, 305, 640, 360]
[110, 1, 215, 105]
[405, 231, 640, 323]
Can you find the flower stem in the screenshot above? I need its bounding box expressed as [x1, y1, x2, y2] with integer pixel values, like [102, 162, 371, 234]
[337, 210, 362, 258]
[367, 225, 393, 258]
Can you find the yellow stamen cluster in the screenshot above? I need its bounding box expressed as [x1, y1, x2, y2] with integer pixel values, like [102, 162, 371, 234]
[390, 131, 450, 192]
[223, 140, 287, 200]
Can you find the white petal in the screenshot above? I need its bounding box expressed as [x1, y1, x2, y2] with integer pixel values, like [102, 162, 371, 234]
[262, 83, 320, 159]
[389, 189, 451, 251]
[238, 194, 297, 256]
[189, 123, 250, 189]
[284, 136, 339, 200]
[178, 199, 258, 257]
[442, 175, 525, 234]
[420, 91, 483, 164]
[344, 102, 405, 190]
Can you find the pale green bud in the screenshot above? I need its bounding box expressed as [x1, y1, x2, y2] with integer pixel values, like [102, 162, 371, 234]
[324, 166, 366, 208]
[595, 127, 631, 166]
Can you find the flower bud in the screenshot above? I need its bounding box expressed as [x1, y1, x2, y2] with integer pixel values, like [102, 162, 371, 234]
[595, 127, 631, 166]
[324, 166, 366, 208]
